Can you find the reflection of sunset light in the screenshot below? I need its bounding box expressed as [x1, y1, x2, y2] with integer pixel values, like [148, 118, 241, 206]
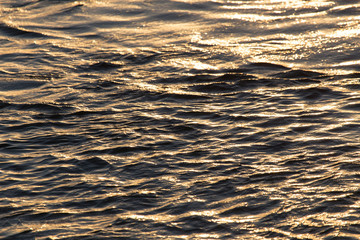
[328, 27, 360, 39]
[2, 0, 360, 238]
[337, 60, 360, 66]
[221, 1, 333, 9]
[224, 12, 326, 22]
[170, 59, 218, 70]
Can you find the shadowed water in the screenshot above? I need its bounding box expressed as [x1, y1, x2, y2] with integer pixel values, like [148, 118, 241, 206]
[1, 0, 360, 239]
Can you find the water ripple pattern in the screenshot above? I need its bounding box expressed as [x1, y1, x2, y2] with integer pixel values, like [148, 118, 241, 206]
[0, 0, 360, 239]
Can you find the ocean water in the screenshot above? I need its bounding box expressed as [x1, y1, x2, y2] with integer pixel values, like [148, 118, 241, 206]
[1, 0, 360, 239]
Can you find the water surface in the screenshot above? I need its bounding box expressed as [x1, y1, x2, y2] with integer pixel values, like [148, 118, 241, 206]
[1, 0, 360, 239]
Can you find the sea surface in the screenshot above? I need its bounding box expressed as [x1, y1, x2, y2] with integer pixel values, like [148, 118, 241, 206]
[1, 0, 360, 239]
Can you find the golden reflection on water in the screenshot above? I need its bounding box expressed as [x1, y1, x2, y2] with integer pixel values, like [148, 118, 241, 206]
[224, 12, 326, 22]
[2, 0, 360, 239]
[189, 1, 360, 74]
[170, 58, 218, 71]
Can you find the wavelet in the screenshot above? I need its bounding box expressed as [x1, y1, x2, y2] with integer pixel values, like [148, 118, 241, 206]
[0, 23, 51, 38]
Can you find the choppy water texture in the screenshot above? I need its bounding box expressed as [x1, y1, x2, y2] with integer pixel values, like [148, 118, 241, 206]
[1, 0, 360, 239]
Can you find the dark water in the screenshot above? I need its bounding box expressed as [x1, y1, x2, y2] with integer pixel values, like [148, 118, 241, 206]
[1, 0, 360, 239]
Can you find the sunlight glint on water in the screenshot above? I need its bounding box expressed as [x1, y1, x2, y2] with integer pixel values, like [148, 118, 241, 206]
[0, 0, 360, 239]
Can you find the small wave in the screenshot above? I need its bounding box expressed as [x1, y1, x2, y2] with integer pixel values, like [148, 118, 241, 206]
[5, 121, 72, 132]
[0, 100, 73, 113]
[1, 229, 33, 240]
[341, 102, 360, 110]
[272, 69, 325, 79]
[123, 52, 160, 65]
[18, 102, 71, 112]
[328, 6, 360, 16]
[221, 199, 280, 216]
[77, 61, 122, 72]
[80, 146, 152, 156]
[70, 157, 113, 172]
[48, 3, 84, 16]
[247, 62, 290, 70]
[283, 87, 345, 100]
[0, 23, 50, 38]
[147, 12, 198, 22]
[0, 80, 47, 91]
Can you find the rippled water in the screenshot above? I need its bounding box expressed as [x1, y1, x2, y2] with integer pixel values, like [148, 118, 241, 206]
[1, 0, 360, 239]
